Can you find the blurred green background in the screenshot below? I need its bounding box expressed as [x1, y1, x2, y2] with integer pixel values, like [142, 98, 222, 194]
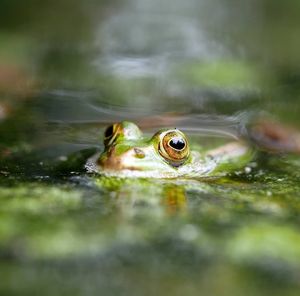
[1, 1, 300, 295]
[1, 0, 300, 118]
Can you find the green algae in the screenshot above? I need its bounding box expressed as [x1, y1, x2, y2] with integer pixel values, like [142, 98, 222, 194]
[1, 116, 300, 295]
[0, 152, 300, 295]
[1, 0, 300, 294]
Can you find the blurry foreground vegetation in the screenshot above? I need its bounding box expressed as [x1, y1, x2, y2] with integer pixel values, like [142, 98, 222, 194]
[1, 0, 300, 295]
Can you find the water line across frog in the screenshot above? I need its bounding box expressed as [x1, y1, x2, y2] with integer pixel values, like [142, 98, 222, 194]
[86, 121, 254, 178]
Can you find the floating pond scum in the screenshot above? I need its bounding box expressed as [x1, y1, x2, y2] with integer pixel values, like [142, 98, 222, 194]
[1, 0, 300, 295]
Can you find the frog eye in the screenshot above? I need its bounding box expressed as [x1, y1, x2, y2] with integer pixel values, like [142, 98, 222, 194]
[158, 130, 190, 166]
[103, 123, 120, 146]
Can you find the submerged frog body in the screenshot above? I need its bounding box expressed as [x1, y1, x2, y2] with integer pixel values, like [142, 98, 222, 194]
[86, 121, 254, 178]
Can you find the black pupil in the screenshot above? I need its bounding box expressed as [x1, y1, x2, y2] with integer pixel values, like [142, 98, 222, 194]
[169, 137, 185, 150]
[104, 125, 114, 138]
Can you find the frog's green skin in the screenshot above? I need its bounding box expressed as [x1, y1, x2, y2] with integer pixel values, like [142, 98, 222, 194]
[86, 121, 255, 179]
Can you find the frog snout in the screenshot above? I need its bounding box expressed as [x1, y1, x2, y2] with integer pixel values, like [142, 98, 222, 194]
[99, 147, 146, 170]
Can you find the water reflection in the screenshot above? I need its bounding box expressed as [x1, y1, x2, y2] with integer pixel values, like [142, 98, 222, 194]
[163, 185, 187, 215]
[1, 1, 300, 295]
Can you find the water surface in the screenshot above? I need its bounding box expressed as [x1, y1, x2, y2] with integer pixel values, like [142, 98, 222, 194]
[1, 0, 300, 295]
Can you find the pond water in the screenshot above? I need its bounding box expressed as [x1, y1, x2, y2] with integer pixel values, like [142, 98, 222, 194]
[1, 0, 300, 295]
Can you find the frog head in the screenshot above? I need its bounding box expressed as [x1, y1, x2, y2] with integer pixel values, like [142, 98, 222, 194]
[86, 121, 252, 178]
[97, 121, 192, 177]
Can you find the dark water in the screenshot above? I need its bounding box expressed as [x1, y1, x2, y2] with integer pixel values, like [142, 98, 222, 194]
[1, 1, 300, 295]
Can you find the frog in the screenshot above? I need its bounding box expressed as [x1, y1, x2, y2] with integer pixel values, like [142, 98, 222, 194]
[85, 121, 255, 178]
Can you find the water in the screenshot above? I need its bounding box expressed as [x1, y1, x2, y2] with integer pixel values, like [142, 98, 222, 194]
[1, 0, 300, 295]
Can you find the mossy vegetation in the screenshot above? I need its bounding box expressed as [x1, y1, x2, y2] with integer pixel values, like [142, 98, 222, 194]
[0, 148, 300, 295]
[1, 0, 300, 295]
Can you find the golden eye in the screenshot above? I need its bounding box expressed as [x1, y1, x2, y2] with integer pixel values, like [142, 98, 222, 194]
[158, 130, 189, 166]
[103, 123, 120, 146]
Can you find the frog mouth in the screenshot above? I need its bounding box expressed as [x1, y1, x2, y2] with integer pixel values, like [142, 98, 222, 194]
[85, 150, 214, 179]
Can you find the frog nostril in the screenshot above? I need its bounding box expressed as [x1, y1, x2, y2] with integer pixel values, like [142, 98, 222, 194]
[134, 148, 145, 159]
